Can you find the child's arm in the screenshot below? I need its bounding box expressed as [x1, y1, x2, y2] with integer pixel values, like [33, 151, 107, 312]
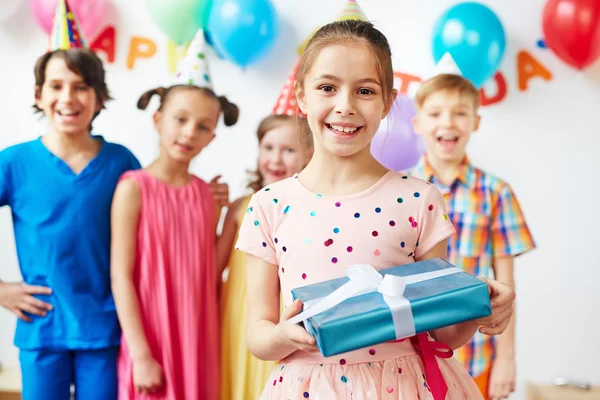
[208, 175, 229, 233]
[215, 197, 243, 278]
[245, 254, 317, 360]
[110, 178, 163, 392]
[424, 242, 516, 349]
[488, 256, 516, 398]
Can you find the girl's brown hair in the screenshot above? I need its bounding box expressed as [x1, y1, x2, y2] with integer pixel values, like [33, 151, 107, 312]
[33, 49, 111, 131]
[137, 85, 239, 127]
[294, 20, 395, 110]
[247, 115, 312, 193]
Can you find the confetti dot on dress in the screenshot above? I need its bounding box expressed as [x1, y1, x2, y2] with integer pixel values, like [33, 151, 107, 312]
[274, 238, 278, 244]
[375, 207, 381, 213]
[298, 377, 304, 382]
[273, 199, 278, 204]
[401, 241, 405, 248]
[324, 239, 334, 247]
[262, 242, 267, 247]
[332, 257, 338, 263]
[347, 246, 353, 252]
[442, 214, 448, 221]
[273, 380, 276, 386]
[253, 220, 259, 226]
[310, 211, 316, 217]
[279, 376, 283, 382]
[372, 231, 379, 237]
[409, 216, 414, 222]
[282, 268, 285, 273]
[265, 188, 271, 191]
[412, 221, 418, 228]
[282, 246, 287, 252]
[387, 387, 394, 393]
[317, 194, 323, 199]
[341, 376, 348, 383]
[283, 205, 291, 214]
[333, 227, 340, 234]
[374, 249, 381, 256]
[428, 204, 434, 211]
[369, 348, 376, 355]
[305, 238, 311, 244]
[247, 206, 253, 213]
[354, 212, 361, 218]
[397, 197, 404, 203]
[281, 365, 285, 370]
[389, 220, 396, 226]
[302, 273, 307, 280]
[339, 359, 346, 365]
[303, 392, 309, 398]
[414, 192, 420, 198]
[402, 176, 408, 179]
[335, 202, 341, 207]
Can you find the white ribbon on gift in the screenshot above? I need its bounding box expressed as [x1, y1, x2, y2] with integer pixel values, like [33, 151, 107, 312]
[286, 264, 462, 340]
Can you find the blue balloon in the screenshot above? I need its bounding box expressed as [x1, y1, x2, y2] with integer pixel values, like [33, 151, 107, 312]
[431, 2, 506, 88]
[208, 0, 279, 68]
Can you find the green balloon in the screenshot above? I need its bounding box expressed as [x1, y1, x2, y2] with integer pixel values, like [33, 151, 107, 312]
[147, 0, 213, 45]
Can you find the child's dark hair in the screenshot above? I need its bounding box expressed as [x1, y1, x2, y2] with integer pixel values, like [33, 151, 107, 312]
[33, 49, 111, 131]
[295, 20, 395, 109]
[137, 85, 239, 127]
[247, 115, 312, 193]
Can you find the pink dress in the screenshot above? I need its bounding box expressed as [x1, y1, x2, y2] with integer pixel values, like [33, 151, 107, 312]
[117, 170, 219, 400]
[235, 171, 483, 399]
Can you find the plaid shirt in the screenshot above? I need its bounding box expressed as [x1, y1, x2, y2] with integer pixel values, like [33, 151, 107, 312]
[410, 156, 535, 377]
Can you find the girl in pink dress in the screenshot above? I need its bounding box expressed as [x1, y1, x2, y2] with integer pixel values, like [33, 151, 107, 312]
[235, 20, 517, 400]
[110, 30, 238, 400]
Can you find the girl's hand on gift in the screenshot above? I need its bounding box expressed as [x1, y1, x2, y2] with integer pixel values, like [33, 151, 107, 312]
[0, 281, 53, 322]
[473, 278, 516, 335]
[276, 299, 319, 353]
[133, 354, 165, 394]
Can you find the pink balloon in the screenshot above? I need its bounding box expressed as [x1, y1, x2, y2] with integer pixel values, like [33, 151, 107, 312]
[29, 0, 108, 41]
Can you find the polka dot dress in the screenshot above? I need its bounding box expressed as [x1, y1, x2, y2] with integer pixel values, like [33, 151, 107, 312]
[236, 171, 481, 399]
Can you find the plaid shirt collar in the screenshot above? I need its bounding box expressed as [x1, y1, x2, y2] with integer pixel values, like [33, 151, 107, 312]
[413, 156, 476, 189]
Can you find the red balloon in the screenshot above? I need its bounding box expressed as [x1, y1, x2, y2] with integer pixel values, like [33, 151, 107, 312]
[542, 0, 600, 69]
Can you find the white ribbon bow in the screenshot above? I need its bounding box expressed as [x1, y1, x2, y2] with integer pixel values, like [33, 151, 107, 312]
[287, 264, 462, 340]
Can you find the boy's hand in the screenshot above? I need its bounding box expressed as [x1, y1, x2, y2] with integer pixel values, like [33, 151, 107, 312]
[471, 278, 515, 335]
[209, 175, 229, 208]
[489, 357, 516, 400]
[0, 282, 53, 322]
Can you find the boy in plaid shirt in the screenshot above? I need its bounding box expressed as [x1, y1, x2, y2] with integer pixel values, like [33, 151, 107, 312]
[411, 73, 535, 400]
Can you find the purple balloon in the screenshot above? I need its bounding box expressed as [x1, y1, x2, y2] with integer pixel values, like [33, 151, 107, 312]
[370, 95, 425, 172]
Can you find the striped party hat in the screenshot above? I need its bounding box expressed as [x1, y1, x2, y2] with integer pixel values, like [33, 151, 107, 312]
[298, 0, 368, 55]
[336, 0, 368, 22]
[173, 29, 213, 89]
[48, 0, 87, 51]
[272, 58, 305, 117]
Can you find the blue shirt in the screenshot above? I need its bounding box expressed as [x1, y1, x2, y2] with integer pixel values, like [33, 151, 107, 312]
[0, 136, 140, 350]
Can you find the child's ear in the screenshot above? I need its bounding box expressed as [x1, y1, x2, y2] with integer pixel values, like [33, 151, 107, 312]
[152, 111, 162, 130]
[473, 114, 481, 132]
[34, 86, 42, 108]
[382, 89, 399, 119]
[295, 83, 307, 115]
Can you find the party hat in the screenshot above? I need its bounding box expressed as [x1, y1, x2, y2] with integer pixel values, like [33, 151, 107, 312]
[336, 0, 368, 22]
[272, 58, 304, 117]
[298, 0, 368, 55]
[426, 52, 463, 79]
[48, 0, 87, 51]
[173, 29, 212, 89]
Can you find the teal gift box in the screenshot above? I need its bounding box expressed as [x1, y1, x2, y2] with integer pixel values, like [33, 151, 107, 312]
[288, 258, 491, 357]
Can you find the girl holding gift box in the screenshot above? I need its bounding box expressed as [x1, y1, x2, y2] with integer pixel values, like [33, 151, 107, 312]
[235, 19, 517, 400]
[110, 29, 236, 400]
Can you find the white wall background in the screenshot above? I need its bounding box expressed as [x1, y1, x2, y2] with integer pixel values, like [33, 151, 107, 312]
[1, 0, 599, 398]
